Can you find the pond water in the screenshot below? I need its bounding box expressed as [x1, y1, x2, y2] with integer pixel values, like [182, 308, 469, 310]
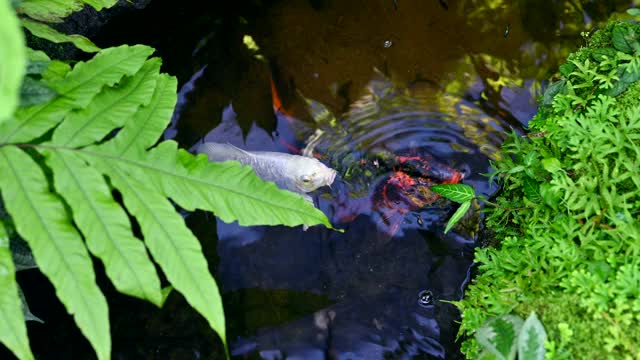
[10, 0, 637, 359]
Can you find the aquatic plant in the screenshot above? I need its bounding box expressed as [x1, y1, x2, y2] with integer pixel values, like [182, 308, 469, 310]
[0, 2, 334, 359]
[457, 19, 640, 358]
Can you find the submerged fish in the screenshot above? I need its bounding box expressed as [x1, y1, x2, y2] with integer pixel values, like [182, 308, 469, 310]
[197, 142, 337, 204]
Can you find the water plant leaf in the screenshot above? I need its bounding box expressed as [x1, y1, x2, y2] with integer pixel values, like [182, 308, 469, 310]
[431, 184, 475, 203]
[559, 63, 576, 78]
[45, 149, 162, 305]
[590, 47, 617, 62]
[21, 18, 100, 53]
[0, 0, 26, 124]
[0, 146, 110, 360]
[611, 24, 638, 54]
[444, 200, 471, 234]
[49, 58, 160, 147]
[17, 0, 83, 23]
[606, 63, 640, 97]
[517, 312, 547, 360]
[19, 76, 56, 107]
[0, 220, 34, 360]
[91, 158, 227, 348]
[476, 315, 524, 360]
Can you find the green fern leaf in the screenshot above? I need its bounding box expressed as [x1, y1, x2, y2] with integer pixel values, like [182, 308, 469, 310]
[0, 0, 26, 123]
[49, 58, 160, 147]
[80, 0, 118, 11]
[106, 74, 178, 156]
[17, 0, 84, 23]
[0, 45, 153, 144]
[21, 19, 100, 53]
[0, 220, 34, 360]
[49, 44, 154, 107]
[0, 146, 110, 360]
[93, 158, 227, 345]
[44, 149, 162, 305]
[444, 200, 471, 234]
[92, 140, 334, 228]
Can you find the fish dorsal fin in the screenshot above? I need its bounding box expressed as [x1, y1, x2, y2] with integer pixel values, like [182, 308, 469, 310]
[225, 142, 255, 157]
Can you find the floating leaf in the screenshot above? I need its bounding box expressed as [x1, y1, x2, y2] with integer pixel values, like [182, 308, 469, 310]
[0, 146, 110, 360]
[431, 184, 475, 203]
[476, 315, 524, 360]
[518, 312, 547, 360]
[444, 200, 471, 234]
[19, 76, 57, 107]
[0, 220, 34, 360]
[0, 0, 26, 124]
[21, 18, 100, 53]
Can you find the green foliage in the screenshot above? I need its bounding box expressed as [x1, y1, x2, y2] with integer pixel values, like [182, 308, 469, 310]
[0, 221, 33, 360]
[474, 312, 547, 360]
[0, 0, 25, 123]
[431, 183, 476, 233]
[0, 6, 336, 360]
[16, 0, 116, 53]
[458, 20, 640, 359]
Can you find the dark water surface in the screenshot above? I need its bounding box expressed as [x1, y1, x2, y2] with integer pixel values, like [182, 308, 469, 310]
[8, 1, 637, 359]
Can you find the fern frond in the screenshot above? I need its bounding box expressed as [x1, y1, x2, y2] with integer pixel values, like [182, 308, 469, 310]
[0, 146, 110, 360]
[93, 158, 227, 345]
[107, 74, 178, 155]
[0, 45, 153, 144]
[0, 220, 33, 360]
[49, 58, 160, 147]
[92, 140, 334, 228]
[44, 149, 162, 305]
[0, 0, 26, 123]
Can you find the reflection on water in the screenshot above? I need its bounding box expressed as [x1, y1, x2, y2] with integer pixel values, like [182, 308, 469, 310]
[162, 1, 634, 358]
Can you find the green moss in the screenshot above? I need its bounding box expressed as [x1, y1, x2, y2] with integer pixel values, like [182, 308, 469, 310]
[459, 18, 640, 359]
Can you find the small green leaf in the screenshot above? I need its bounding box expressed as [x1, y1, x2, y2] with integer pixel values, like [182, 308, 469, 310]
[0, 220, 34, 360]
[25, 60, 49, 75]
[542, 80, 566, 106]
[611, 24, 637, 54]
[17, 0, 83, 23]
[21, 18, 101, 53]
[19, 76, 57, 107]
[541, 158, 562, 173]
[590, 47, 617, 62]
[627, 8, 640, 16]
[431, 184, 475, 203]
[523, 177, 541, 202]
[558, 63, 576, 78]
[517, 312, 547, 360]
[476, 315, 524, 360]
[0, 0, 26, 124]
[444, 200, 471, 234]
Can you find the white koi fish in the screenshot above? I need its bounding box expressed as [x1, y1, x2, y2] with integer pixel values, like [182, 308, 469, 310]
[197, 142, 337, 205]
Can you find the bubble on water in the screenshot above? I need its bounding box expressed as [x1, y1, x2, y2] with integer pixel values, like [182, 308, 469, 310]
[417, 290, 433, 307]
[383, 40, 393, 48]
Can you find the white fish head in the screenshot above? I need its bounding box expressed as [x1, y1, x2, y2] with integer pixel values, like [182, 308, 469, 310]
[288, 156, 337, 193]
